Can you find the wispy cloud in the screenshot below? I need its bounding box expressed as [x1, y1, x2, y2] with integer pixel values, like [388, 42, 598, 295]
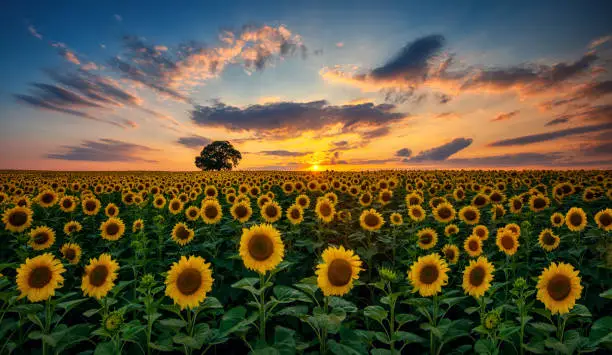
[408, 137, 473, 162]
[28, 25, 43, 39]
[491, 110, 520, 122]
[489, 123, 612, 147]
[259, 150, 312, 157]
[47, 139, 158, 162]
[176, 135, 212, 149]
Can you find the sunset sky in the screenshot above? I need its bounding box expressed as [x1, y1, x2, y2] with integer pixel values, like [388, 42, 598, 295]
[1, 0, 611, 171]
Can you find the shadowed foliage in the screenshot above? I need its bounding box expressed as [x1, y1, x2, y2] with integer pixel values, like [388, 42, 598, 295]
[195, 141, 242, 171]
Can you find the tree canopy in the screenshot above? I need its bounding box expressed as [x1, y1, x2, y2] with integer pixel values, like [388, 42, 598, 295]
[194, 141, 242, 171]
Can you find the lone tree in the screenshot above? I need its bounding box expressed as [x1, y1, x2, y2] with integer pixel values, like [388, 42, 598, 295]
[195, 141, 242, 171]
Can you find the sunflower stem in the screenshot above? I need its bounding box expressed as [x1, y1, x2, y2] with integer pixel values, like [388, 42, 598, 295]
[259, 272, 267, 343]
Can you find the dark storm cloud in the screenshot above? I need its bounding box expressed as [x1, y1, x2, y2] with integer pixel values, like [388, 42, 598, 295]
[259, 150, 312, 157]
[409, 137, 473, 162]
[371, 34, 445, 81]
[489, 122, 612, 147]
[395, 148, 413, 157]
[491, 110, 520, 122]
[47, 139, 158, 162]
[190, 100, 408, 137]
[176, 135, 212, 149]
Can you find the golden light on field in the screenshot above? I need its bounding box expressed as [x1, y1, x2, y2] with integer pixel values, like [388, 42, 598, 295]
[310, 164, 320, 172]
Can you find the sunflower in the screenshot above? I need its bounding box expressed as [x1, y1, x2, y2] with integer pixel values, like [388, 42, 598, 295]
[360, 209, 385, 231]
[81, 253, 119, 299]
[230, 201, 253, 223]
[496, 229, 519, 256]
[286, 204, 304, 225]
[408, 205, 426, 222]
[378, 189, 393, 205]
[167, 198, 183, 215]
[441, 244, 460, 264]
[296, 194, 310, 209]
[550, 212, 565, 228]
[104, 203, 120, 218]
[64, 221, 82, 235]
[444, 224, 459, 237]
[165, 255, 214, 310]
[505, 223, 521, 237]
[462, 257, 495, 298]
[405, 192, 423, 206]
[390, 212, 403, 226]
[315, 198, 336, 223]
[36, 190, 58, 208]
[132, 219, 144, 233]
[260, 201, 282, 223]
[491, 204, 506, 221]
[2, 206, 34, 232]
[508, 196, 523, 214]
[538, 229, 560, 251]
[407, 253, 449, 297]
[172, 222, 195, 246]
[472, 225, 489, 241]
[100, 217, 126, 241]
[417, 228, 438, 250]
[464, 234, 483, 257]
[29, 226, 55, 250]
[59, 195, 77, 213]
[153, 194, 167, 209]
[201, 199, 223, 224]
[433, 202, 456, 223]
[316, 246, 362, 296]
[81, 197, 101, 216]
[239, 224, 284, 274]
[60, 243, 82, 264]
[565, 207, 587, 232]
[359, 193, 373, 207]
[529, 195, 550, 212]
[536, 262, 582, 315]
[595, 208, 612, 231]
[204, 185, 218, 198]
[459, 206, 480, 225]
[16, 253, 65, 302]
[471, 194, 489, 209]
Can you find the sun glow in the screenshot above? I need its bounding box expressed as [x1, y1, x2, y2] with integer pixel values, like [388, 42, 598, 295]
[310, 164, 320, 171]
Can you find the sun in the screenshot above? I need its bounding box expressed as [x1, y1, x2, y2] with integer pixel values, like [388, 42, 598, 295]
[310, 164, 320, 171]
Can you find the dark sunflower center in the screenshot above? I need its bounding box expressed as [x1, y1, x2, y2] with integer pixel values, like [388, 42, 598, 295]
[41, 193, 54, 204]
[468, 240, 479, 251]
[419, 265, 439, 284]
[290, 208, 301, 219]
[248, 233, 274, 261]
[89, 265, 109, 287]
[68, 225, 77, 232]
[362, 195, 371, 203]
[542, 232, 556, 246]
[176, 268, 202, 295]
[412, 208, 422, 218]
[9, 211, 28, 226]
[501, 235, 515, 250]
[474, 196, 486, 206]
[464, 209, 477, 221]
[319, 203, 332, 217]
[569, 213, 583, 226]
[33, 232, 49, 244]
[438, 207, 451, 219]
[327, 259, 352, 286]
[298, 198, 307, 206]
[553, 216, 562, 224]
[234, 205, 248, 218]
[175, 226, 190, 240]
[156, 199, 164, 206]
[547, 274, 571, 301]
[513, 200, 522, 210]
[85, 201, 96, 211]
[189, 209, 198, 217]
[534, 198, 546, 209]
[204, 206, 218, 219]
[107, 207, 116, 215]
[420, 233, 433, 245]
[445, 249, 455, 260]
[364, 214, 380, 227]
[64, 248, 76, 260]
[599, 213, 612, 227]
[476, 229, 485, 238]
[206, 189, 215, 196]
[171, 202, 180, 210]
[382, 193, 391, 202]
[106, 223, 119, 236]
[62, 199, 73, 208]
[28, 266, 52, 288]
[265, 205, 278, 218]
[469, 266, 486, 286]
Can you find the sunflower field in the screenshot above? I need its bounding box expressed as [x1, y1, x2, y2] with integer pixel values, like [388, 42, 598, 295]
[0, 170, 611, 355]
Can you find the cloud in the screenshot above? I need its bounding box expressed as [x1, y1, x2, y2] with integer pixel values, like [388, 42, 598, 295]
[114, 14, 123, 22]
[259, 150, 312, 157]
[408, 137, 473, 162]
[336, 42, 344, 48]
[491, 110, 520, 122]
[589, 35, 612, 49]
[435, 112, 461, 120]
[52, 42, 81, 65]
[28, 25, 42, 39]
[47, 138, 158, 162]
[489, 122, 612, 147]
[360, 126, 391, 139]
[545, 117, 570, 126]
[190, 100, 408, 138]
[395, 148, 412, 157]
[176, 135, 212, 149]
[539, 80, 612, 110]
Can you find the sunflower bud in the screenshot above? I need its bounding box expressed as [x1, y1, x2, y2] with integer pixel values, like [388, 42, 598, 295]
[103, 311, 124, 333]
[379, 267, 399, 283]
[483, 310, 501, 330]
[513, 277, 527, 291]
[140, 273, 156, 289]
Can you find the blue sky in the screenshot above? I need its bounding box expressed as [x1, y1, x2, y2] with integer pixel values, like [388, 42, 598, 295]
[1, 0, 611, 170]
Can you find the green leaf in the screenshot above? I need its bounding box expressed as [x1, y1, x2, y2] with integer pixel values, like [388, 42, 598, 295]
[173, 333, 201, 349]
[395, 313, 419, 326]
[273, 286, 311, 304]
[392, 331, 425, 344]
[522, 341, 546, 354]
[600, 288, 612, 299]
[328, 297, 357, 313]
[28, 330, 43, 340]
[589, 316, 612, 346]
[327, 340, 362, 355]
[83, 308, 100, 318]
[231, 277, 260, 289]
[402, 297, 431, 308]
[276, 305, 308, 317]
[441, 296, 468, 307]
[158, 318, 187, 329]
[363, 306, 388, 323]
[57, 298, 88, 313]
[374, 331, 390, 344]
[10, 303, 44, 314]
[474, 339, 497, 355]
[42, 334, 58, 348]
[565, 304, 591, 319]
[94, 341, 116, 355]
[545, 338, 570, 355]
[420, 323, 442, 339]
[530, 322, 557, 333]
[498, 325, 520, 339]
[273, 326, 296, 355]
[27, 313, 43, 328]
